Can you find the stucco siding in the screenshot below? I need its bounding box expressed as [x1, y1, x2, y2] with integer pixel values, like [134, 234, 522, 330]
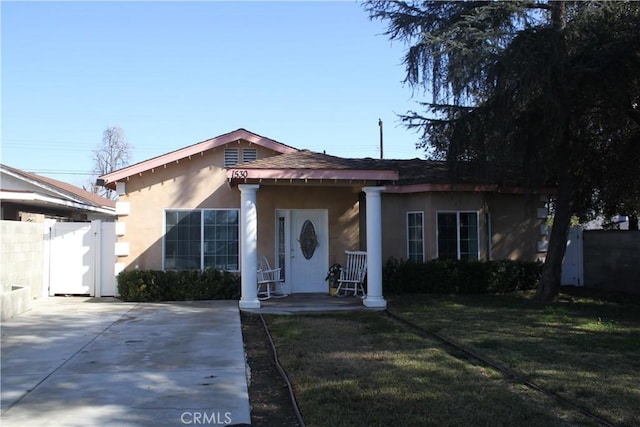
[115, 137, 545, 272]
[255, 185, 362, 267]
[381, 193, 425, 261]
[116, 142, 279, 270]
[382, 192, 488, 261]
[487, 193, 543, 261]
[381, 191, 542, 262]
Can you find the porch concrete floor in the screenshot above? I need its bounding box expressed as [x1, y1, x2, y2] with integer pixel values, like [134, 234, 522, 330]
[242, 293, 384, 314]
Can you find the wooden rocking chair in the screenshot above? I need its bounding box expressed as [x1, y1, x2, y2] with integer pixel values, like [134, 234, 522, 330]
[257, 256, 287, 300]
[335, 250, 367, 297]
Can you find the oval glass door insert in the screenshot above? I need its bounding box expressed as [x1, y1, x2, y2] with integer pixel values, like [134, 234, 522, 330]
[299, 220, 318, 260]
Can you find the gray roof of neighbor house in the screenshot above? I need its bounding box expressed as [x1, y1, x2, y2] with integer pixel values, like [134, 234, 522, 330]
[1, 164, 116, 213]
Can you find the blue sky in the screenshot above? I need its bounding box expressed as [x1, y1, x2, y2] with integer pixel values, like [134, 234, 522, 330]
[2, 1, 426, 188]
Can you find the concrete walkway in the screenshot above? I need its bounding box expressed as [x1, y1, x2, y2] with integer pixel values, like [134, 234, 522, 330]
[1, 297, 251, 427]
[242, 293, 381, 315]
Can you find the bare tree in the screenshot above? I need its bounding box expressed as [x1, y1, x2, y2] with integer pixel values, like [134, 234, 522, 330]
[89, 126, 133, 199]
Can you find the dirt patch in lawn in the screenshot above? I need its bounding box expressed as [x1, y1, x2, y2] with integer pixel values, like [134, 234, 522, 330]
[241, 312, 301, 427]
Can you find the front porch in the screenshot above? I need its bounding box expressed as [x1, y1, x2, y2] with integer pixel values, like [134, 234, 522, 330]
[236, 184, 388, 310]
[239, 293, 385, 314]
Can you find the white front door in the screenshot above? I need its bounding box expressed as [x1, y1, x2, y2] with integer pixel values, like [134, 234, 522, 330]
[288, 210, 328, 293]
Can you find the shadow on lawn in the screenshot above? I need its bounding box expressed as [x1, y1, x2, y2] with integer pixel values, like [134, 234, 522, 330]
[386, 291, 640, 426]
[266, 311, 601, 426]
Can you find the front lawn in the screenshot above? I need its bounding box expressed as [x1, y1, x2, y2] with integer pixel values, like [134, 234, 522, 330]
[263, 291, 640, 426]
[388, 291, 640, 426]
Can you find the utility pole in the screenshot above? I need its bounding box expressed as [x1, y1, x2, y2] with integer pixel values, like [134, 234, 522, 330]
[378, 118, 383, 159]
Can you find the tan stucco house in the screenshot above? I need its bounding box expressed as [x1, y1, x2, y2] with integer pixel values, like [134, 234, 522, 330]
[98, 128, 550, 309]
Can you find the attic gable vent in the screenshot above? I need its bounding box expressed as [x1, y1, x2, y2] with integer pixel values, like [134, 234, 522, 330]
[224, 148, 239, 167]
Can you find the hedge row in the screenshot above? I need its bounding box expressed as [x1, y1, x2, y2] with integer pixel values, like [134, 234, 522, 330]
[117, 259, 540, 301]
[117, 269, 240, 302]
[382, 258, 542, 294]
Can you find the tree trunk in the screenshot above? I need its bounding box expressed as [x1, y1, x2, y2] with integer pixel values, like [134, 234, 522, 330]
[535, 168, 572, 303]
[535, 0, 570, 304]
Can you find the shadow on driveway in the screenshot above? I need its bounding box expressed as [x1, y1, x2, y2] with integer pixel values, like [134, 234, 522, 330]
[1, 297, 250, 427]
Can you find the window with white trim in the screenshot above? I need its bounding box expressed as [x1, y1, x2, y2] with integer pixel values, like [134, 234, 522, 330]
[437, 211, 479, 260]
[242, 148, 257, 163]
[224, 148, 239, 167]
[277, 215, 286, 280]
[407, 211, 424, 262]
[164, 209, 239, 270]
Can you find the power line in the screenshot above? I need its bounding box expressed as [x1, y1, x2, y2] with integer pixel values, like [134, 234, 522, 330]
[24, 169, 94, 176]
[1, 141, 160, 154]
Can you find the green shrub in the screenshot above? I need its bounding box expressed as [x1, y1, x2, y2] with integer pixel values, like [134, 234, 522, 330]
[117, 269, 240, 302]
[383, 258, 541, 295]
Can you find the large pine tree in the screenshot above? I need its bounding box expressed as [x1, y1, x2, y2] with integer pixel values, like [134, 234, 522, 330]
[365, 0, 640, 302]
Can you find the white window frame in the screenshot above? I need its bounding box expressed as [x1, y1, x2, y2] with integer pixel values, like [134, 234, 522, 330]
[406, 211, 425, 263]
[436, 210, 480, 260]
[275, 210, 291, 284]
[163, 208, 240, 271]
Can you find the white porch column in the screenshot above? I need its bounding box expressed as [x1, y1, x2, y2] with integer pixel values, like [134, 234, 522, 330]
[363, 186, 387, 308]
[239, 184, 261, 309]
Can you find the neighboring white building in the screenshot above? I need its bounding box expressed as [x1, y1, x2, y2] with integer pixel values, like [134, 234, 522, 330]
[1, 164, 115, 221]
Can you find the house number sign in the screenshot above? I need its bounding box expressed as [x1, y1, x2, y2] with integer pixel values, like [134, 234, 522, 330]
[231, 170, 248, 179]
[299, 220, 318, 260]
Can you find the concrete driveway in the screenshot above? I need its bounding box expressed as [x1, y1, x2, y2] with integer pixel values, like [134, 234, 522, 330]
[1, 297, 251, 427]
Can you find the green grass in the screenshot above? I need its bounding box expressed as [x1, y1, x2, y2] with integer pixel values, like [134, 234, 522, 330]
[262, 291, 640, 426]
[387, 291, 640, 426]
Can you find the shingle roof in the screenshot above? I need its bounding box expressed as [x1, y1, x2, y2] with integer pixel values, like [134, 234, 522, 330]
[231, 150, 522, 187]
[91, 127, 547, 193]
[236, 150, 393, 171]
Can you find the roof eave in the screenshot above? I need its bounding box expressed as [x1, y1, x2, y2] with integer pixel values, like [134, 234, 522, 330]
[384, 183, 556, 194]
[2, 167, 86, 204]
[226, 168, 399, 182]
[0, 190, 116, 215]
[98, 129, 298, 185]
